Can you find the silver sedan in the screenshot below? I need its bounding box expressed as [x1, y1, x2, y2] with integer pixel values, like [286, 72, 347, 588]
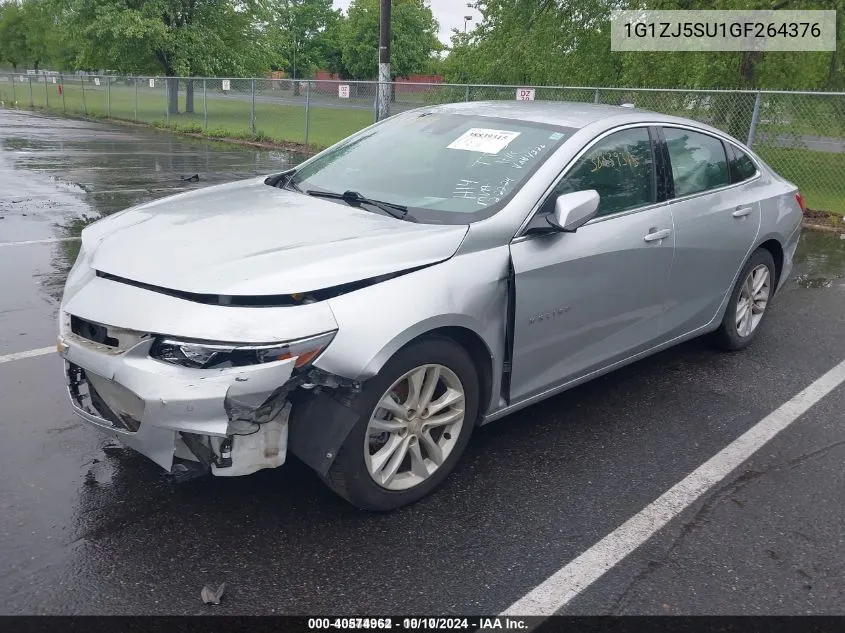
[58, 102, 803, 510]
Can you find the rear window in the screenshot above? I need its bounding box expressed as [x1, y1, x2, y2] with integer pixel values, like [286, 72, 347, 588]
[728, 145, 758, 183]
[664, 127, 729, 197]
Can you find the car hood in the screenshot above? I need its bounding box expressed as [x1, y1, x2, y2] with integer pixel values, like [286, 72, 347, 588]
[82, 176, 469, 296]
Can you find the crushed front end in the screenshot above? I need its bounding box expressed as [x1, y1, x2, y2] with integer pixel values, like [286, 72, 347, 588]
[57, 270, 344, 480]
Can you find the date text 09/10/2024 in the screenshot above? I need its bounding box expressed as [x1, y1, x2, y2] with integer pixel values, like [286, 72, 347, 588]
[307, 618, 529, 630]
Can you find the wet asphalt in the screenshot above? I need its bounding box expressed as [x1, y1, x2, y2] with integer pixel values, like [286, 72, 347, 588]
[1, 109, 844, 616]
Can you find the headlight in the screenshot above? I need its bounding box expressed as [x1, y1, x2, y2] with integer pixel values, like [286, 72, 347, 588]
[149, 331, 336, 370]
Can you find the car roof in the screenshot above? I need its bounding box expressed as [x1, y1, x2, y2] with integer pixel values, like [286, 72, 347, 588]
[426, 100, 733, 140]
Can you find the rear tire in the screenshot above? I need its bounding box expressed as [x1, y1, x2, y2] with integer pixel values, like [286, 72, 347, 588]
[713, 248, 775, 351]
[324, 336, 479, 511]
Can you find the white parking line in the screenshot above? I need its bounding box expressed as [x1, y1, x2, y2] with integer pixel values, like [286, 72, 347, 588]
[501, 357, 845, 617]
[0, 346, 56, 364]
[0, 237, 80, 247]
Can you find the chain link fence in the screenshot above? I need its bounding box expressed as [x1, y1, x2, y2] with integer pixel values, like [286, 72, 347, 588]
[1, 73, 843, 213]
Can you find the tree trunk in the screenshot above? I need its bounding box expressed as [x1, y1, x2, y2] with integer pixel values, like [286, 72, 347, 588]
[826, 9, 841, 90]
[729, 50, 762, 141]
[186, 78, 194, 113]
[167, 77, 179, 115]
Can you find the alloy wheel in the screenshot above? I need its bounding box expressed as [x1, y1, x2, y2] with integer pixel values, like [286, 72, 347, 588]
[364, 364, 466, 491]
[735, 264, 771, 337]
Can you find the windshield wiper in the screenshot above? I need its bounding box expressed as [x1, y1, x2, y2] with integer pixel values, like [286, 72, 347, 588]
[305, 189, 409, 220]
[283, 172, 302, 192]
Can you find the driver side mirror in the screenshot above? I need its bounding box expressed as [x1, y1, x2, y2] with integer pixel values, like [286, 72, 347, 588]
[546, 190, 600, 233]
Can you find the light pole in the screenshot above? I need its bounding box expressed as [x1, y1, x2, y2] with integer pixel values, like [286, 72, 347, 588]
[462, 14, 474, 88]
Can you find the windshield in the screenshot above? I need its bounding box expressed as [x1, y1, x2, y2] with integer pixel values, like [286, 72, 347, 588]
[289, 111, 575, 225]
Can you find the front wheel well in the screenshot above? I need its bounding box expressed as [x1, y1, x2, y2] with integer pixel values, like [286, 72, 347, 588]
[758, 239, 784, 289]
[407, 326, 493, 425]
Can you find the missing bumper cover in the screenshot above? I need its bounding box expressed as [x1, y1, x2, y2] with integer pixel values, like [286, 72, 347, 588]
[67, 363, 142, 432]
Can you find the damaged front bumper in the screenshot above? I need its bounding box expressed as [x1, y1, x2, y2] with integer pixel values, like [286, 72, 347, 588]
[57, 265, 367, 480]
[60, 330, 298, 477]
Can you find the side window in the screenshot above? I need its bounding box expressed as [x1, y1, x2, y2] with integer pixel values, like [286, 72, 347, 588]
[540, 127, 655, 218]
[727, 145, 758, 183]
[664, 127, 729, 196]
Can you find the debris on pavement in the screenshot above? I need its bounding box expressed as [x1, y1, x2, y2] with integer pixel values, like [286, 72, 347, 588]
[201, 582, 227, 605]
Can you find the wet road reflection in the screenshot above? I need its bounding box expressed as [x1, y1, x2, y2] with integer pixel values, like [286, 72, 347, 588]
[793, 231, 845, 289]
[0, 111, 305, 347]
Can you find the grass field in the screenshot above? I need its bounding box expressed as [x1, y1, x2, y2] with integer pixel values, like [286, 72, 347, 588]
[1, 78, 843, 214]
[0, 80, 373, 149]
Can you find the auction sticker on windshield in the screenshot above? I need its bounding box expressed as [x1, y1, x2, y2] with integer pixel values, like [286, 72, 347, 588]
[448, 128, 521, 154]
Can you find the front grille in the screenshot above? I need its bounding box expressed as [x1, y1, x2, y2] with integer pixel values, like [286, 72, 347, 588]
[71, 315, 119, 347]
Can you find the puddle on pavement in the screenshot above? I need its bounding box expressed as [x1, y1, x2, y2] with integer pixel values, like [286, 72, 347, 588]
[793, 229, 845, 289]
[1, 111, 307, 301]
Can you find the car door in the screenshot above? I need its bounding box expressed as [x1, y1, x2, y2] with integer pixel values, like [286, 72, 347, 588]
[508, 126, 675, 402]
[659, 126, 762, 339]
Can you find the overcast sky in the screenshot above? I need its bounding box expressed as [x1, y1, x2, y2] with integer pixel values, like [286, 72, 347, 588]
[332, 1, 482, 45]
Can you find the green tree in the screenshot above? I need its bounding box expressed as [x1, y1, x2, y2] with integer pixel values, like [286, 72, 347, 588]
[65, 0, 280, 114]
[313, 4, 346, 77]
[341, 0, 442, 80]
[0, 2, 29, 71]
[443, 0, 621, 86]
[444, 0, 844, 91]
[270, 0, 339, 80]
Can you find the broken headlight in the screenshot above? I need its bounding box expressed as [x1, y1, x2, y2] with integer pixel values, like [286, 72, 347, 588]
[149, 331, 336, 370]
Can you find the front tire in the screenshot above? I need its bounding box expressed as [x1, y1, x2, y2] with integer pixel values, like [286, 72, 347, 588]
[324, 336, 479, 511]
[714, 247, 775, 351]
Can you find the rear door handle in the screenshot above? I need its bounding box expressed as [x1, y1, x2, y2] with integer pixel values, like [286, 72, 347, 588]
[643, 228, 671, 243]
[733, 206, 754, 218]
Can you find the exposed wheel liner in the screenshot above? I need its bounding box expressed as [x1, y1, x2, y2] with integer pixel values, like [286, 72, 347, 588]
[287, 389, 362, 477]
[324, 335, 480, 511]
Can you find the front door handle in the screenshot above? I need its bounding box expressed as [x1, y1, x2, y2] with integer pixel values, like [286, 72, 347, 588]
[643, 228, 671, 243]
[733, 206, 754, 218]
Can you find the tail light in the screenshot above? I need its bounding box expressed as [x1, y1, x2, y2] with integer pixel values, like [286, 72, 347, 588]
[795, 193, 808, 213]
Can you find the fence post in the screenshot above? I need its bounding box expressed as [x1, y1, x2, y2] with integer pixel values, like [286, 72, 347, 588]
[594, 89, 600, 104]
[134, 77, 138, 121]
[746, 91, 762, 148]
[165, 78, 170, 125]
[203, 78, 208, 131]
[304, 80, 311, 147]
[373, 81, 380, 124]
[81, 76, 87, 116]
[60, 73, 65, 113]
[28, 76, 33, 108]
[11, 74, 16, 106]
[44, 74, 49, 108]
[251, 78, 256, 135]
[107, 76, 111, 117]
[465, 85, 470, 102]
